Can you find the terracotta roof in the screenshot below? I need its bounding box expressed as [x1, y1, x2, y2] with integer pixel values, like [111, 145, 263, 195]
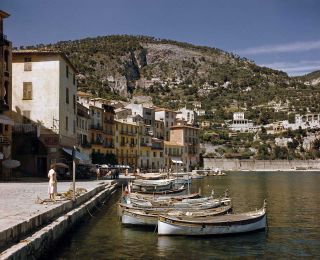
[170, 125, 200, 130]
[12, 50, 78, 72]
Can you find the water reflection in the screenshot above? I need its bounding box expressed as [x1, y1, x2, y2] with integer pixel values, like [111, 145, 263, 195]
[51, 172, 320, 259]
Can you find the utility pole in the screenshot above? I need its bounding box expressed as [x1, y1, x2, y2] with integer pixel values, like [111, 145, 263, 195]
[72, 146, 76, 202]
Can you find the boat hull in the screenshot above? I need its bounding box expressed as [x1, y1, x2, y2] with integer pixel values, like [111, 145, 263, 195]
[158, 213, 266, 236]
[122, 205, 232, 226]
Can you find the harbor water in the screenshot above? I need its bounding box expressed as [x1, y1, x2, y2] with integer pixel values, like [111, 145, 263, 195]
[49, 172, 320, 259]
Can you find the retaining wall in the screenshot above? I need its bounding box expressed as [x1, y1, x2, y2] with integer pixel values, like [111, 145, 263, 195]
[203, 158, 320, 171]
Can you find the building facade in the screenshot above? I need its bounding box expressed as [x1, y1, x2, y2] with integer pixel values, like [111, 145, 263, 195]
[170, 122, 200, 170]
[155, 108, 177, 141]
[12, 50, 77, 176]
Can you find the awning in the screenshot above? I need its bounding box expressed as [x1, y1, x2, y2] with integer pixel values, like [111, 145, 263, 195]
[2, 159, 21, 169]
[62, 148, 90, 163]
[0, 115, 14, 126]
[171, 157, 183, 164]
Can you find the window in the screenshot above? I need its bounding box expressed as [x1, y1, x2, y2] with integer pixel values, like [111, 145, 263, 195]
[73, 120, 76, 134]
[23, 82, 32, 100]
[66, 88, 69, 104]
[22, 110, 31, 123]
[73, 74, 76, 85]
[153, 152, 156, 157]
[24, 57, 32, 71]
[73, 95, 76, 110]
[66, 116, 68, 131]
[66, 65, 69, 78]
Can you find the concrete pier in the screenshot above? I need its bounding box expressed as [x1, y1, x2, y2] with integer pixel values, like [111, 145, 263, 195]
[0, 180, 119, 259]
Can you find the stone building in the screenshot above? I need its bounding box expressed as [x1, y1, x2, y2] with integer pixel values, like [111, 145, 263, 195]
[169, 121, 200, 170]
[11, 50, 78, 176]
[76, 102, 91, 161]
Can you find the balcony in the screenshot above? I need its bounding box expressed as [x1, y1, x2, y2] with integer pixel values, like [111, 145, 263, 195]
[91, 139, 103, 146]
[103, 143, 114, 148]
[0, 135, 10, 146]
[120, 142, 135, 147]
[140, 142, 152, 147]
[90, 124, 103, 131]
[104, 130, 114, 136]
[120, 130, 136, 136]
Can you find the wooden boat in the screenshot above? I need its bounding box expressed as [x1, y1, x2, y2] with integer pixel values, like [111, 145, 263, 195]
[118, 197, 231, 217]
[129, 191, 200, 201]
[134, 185, 186, 195]
[158, 200, 267, 236]
[132, 179, 175, 192]
[136, 173, 167, 180]
[122, 204, 233, 226]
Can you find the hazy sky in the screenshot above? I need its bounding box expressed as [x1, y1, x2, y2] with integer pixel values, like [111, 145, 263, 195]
[2, 0, 320, 76]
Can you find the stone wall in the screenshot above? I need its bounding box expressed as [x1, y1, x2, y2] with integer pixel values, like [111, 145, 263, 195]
[203, 158, 320, 171]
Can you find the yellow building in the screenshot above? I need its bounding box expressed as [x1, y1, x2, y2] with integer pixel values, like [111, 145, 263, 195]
[114, 119, 139, 168]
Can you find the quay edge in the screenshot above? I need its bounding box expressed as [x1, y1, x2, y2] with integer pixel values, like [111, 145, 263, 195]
[0, 182, 119, 260]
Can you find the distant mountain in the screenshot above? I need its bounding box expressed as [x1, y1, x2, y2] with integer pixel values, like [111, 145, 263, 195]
[20, 35, 320, 120]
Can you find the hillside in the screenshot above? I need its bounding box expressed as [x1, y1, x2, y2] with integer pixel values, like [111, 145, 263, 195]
[295, 70, 320, 86]
[20, 35, 320, 122]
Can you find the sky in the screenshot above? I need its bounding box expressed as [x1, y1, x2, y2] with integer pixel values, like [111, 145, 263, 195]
[2, 0, 320, 76]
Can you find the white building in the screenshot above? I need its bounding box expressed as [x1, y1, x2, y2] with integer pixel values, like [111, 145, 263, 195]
[12, 50, 78, 175]
[229, 112, 257, 132]
[282, 113, 320, 130]
[155, 108, 177, 141]
[176, 106, 197, 125]
[125, 103, 155, 126]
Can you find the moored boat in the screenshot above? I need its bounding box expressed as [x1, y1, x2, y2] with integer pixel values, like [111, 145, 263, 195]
[157, 200, 267, 236]
[122, 204, 233, 226]
[118, 197, 231, 217]
[132, 179, 175, 192]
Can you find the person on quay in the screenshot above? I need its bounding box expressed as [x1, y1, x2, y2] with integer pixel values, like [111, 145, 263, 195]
[96, 165, 101, 180]
[48, 165, 57, 201]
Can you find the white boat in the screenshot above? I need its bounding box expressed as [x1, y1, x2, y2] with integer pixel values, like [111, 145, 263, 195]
[132, 179, 175, 192]
[136, 173, 167, 180]
[118, 197, 231, 216]
[158, 200, 267, 236]
[122, 204, 233, 226]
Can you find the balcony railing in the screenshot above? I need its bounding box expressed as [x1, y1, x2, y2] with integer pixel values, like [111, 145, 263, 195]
[103, 143, 114, 148]
[120, 130, 136, 136]
[91, 139, 104, 145]
[120, 142, 136, 147]
[104, 130, 114, 135]
[140, 142, 152, 147]
[90, 124, 103, 131]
